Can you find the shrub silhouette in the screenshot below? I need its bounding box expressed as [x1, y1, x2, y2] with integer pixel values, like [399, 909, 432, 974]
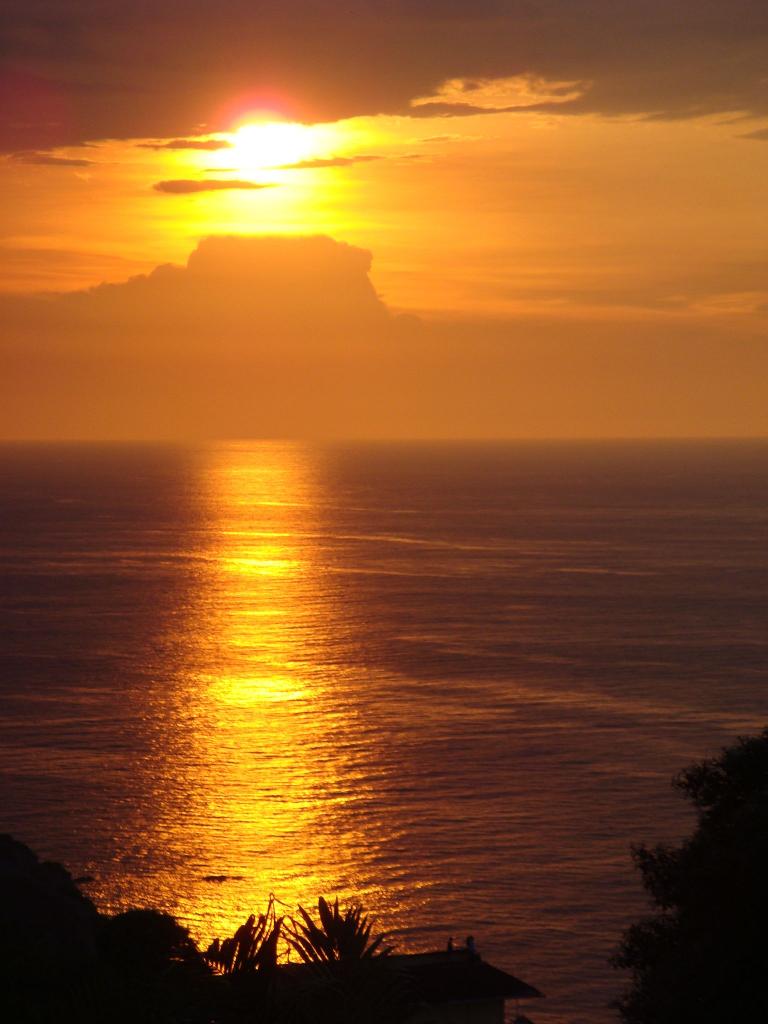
[613, 728, 768, 1023]
[102, 908, 202, 975]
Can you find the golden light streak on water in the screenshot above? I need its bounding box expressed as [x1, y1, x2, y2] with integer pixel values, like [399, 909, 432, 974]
[170, 443, 325, 939]
[126, 440, 389, 952]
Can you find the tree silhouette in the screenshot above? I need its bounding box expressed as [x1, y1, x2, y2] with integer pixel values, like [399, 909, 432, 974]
[613, 727, 768, 1023]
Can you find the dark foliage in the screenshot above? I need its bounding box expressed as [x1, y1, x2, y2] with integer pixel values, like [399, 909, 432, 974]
[0, 833, 100, 971]
[285, 896, 392, 963]
[277, 958, 413, 1024]
[98, 909, 219, 1023]
[613, 728, 768, 1023]
[0, 838, 411, 1023]
[0, 834, 100, 1023]
[102, 908, 202, 974]
[280, 898, 406, 1024]
[204, 898, 283, 977]
[0, 836, 220, 1023]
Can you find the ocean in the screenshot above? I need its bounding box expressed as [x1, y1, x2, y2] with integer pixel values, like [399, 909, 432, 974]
[1, 439, 766, 1023]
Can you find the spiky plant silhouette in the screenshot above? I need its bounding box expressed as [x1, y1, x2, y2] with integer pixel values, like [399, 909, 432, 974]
[285, 897, 392, 963]
[204, 896, 283, 976]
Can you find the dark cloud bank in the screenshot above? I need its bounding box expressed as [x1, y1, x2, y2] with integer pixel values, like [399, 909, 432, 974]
[2, 1, 768, 150]
[1, 235, 765, 439]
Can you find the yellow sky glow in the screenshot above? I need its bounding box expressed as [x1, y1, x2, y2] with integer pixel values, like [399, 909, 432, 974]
[225, 122, 320, 171]
[3, 93, 768, 439]
[3, 108, 767, 322]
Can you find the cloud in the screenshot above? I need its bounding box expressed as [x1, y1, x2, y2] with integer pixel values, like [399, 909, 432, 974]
[277, 155, 382, 169]
[404, 101, 523, 119]
[152, 178, 272, 194]
[1, 234, 766, 440]
[2, 235, 389, 339]
[738, 128, 768, 141]
[2, 2, 768, 150]
[7, 150, 94, 167]
[419, 134, 465, 143]
[469, 256, 768, 315]
[408, 74, 588, 117]
[403, 73, 596, 119]
[138, 138, 233, 150]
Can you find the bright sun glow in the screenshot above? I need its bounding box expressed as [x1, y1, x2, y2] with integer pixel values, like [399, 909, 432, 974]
[227, 121, 318, 171]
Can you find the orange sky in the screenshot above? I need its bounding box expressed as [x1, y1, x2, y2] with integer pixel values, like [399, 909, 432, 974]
[2, 2, 767, 438]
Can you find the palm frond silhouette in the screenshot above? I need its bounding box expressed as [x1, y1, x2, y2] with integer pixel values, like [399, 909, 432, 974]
[285, 897, 391, 963]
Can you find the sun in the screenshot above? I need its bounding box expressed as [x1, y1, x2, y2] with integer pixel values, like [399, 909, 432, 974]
[227, 121, 317, 171]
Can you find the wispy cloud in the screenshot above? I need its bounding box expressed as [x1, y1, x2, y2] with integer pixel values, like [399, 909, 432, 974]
[152, 179, 273, 194]
[406, 102, 520, 119]
[138, 138, 233, 151]
[408, 75, 588, 119]
[8, 150, 94, 167]
[277, 153, 426, 170]
[277, 155, 382, 169]
[738, 128, 768, 141]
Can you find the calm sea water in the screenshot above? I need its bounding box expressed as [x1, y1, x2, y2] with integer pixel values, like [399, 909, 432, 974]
[1, 440, 767, 1023]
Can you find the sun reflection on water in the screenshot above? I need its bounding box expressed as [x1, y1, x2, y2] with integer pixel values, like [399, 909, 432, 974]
[130, 441, 379, 945]
[81, 440, 443, 963]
